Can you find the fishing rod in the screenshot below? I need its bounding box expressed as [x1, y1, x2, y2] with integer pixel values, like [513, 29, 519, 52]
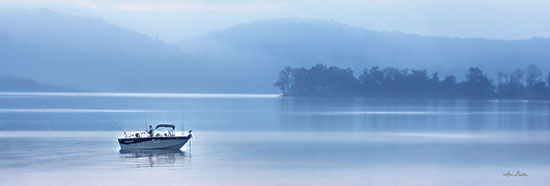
[115, 123, 127, 137]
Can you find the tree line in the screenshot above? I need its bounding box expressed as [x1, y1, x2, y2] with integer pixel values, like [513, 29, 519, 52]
[274, 64, 550, 99]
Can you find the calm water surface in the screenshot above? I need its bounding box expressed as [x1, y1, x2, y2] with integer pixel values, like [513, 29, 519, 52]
[0, 92, 549, 186]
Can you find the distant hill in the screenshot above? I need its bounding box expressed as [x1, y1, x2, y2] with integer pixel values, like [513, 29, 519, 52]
[180, 18, 550, 82]
[1, 11, 549, 93]
[0, 76, 77, 92]
[0, 9, 205, 92]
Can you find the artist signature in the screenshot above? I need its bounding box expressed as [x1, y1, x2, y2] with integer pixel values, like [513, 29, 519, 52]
[503, 170, 528, 177]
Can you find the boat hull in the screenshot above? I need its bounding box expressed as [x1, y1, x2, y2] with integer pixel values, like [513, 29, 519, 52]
[118, 136, 191, 150]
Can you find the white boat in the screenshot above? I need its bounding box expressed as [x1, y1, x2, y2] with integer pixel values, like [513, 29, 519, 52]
[118, 124, 192, 151]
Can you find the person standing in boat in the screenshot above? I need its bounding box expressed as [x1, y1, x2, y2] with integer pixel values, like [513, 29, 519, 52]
[147, 125, 154, 137]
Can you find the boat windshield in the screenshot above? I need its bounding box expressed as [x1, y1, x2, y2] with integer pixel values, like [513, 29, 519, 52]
[155, 124, 175, 130]
[153, 125, 176, 137]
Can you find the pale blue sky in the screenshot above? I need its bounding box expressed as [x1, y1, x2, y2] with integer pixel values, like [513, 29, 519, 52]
[1, 0, 549, 43]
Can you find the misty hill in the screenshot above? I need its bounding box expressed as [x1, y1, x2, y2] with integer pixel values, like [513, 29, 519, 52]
[2, 11, 550, 93]
[181, 19, 550, 82]
[0, 9, 211, 92]
[0, 76, 77, 92]
[1, 9, 288, 93]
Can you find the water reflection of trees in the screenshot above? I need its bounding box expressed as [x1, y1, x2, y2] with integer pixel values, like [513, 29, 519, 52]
[277, 97, 550, 132]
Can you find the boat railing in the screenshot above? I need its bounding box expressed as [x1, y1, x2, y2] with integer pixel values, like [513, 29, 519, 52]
[121, 130, 177, 138]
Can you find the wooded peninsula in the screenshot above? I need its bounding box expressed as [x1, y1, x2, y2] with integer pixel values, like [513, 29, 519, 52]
[274, 64, 550, 99]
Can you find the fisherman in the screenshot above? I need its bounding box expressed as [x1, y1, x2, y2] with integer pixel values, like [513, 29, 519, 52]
[147, 125, 154, 137]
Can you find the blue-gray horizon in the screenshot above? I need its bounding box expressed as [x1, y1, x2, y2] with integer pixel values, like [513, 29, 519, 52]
[0, 92, 280, 98]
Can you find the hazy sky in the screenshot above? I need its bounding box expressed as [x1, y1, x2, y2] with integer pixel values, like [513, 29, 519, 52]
[1, 0, 549, 43]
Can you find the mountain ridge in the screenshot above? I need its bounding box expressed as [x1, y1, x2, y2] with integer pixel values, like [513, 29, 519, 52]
[0, 75, 81, 92]
[180, 18, 550, 80]
[1, 10, 549, 93]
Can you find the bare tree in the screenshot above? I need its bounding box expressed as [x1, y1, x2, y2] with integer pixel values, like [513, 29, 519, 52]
[510, 69, 524, 84]
[497, 72, 508, 84]
[274, 66, 293, 95]
[525, 64, 542, 87]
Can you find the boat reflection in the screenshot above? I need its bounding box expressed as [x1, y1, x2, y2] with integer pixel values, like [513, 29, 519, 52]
[119, 149, 188, 167]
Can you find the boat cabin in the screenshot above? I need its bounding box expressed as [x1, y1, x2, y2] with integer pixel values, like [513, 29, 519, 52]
[153, 124, 176, 137]
[123, 124, 180, 138]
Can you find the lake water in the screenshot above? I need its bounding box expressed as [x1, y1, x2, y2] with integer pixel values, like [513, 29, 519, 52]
[0, 92, 549, 185]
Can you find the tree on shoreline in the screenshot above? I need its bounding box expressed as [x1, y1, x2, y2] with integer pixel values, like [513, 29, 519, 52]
[461, 67, 494, 99]
[274, 66, 292, 95]
[275, 64, 550, 100]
